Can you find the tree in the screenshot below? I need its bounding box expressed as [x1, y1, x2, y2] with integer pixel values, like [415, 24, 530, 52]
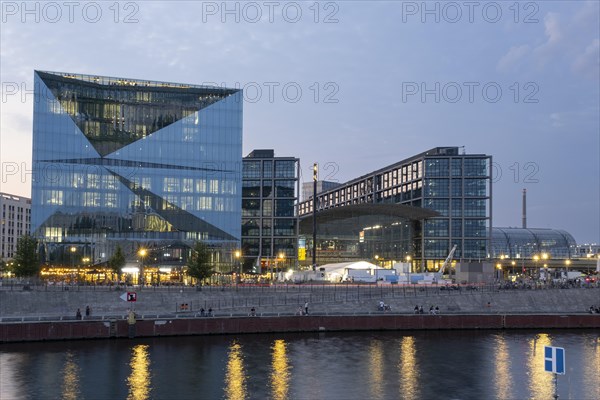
[13, 235, 40, 278]
[186, 241, 214, 285]
[108, 245, 126, 282]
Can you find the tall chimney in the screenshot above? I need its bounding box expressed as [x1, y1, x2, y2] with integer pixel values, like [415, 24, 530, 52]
[522, 188, 527, 229]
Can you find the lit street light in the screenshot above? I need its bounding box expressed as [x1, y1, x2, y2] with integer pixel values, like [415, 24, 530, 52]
[138, 248, 147, 286]
[70, 246, 77, 283]
[235, 250, 241, 284]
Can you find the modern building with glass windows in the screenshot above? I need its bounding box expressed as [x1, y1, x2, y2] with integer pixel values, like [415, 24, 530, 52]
[31, 71, 242, 273]
[299, 147, 492, 271]
[491, 228, 577, 259]
[242, 150, 299, 273]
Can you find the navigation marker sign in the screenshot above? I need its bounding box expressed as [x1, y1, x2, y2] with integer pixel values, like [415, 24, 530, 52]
[120, 292, 137, 302]
[544, 346, 566, 375]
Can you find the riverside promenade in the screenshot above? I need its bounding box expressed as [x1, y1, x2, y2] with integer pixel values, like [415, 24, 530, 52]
[1, 283, 599, 342]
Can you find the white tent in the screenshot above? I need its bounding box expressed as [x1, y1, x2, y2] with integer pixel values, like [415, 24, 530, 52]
[317, 261, 386, 282]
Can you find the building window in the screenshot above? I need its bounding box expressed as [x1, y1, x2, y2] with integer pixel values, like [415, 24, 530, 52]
[275, 160, 296, 178]
[243, 161, 261, 179]
[425, 158, 449, 177]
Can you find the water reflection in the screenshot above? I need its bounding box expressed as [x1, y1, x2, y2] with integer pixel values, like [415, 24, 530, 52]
[224, 341, 247, 400]
[61, 351, 81, 400]
[492, 335, 512, 400]
[582, 336, 600, 400]
[127, 344, 152, 400]
[270, 339, 291, 400]
[399, 336, 419, 400]
[527, 333, 552, 400]
[0, 353, 25, 399]
[368, 340, 385, 400]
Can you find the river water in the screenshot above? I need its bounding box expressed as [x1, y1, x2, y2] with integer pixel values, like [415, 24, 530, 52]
[1, 330, 598, 400]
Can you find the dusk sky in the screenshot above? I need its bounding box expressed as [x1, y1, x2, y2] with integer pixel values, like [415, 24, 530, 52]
[1, 1, 598, 244]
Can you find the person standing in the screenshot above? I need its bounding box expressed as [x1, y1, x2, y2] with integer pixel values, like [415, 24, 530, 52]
[76, 308, 82, 320]
[85, 305, 91, 317]
[304, 301, 309, 315]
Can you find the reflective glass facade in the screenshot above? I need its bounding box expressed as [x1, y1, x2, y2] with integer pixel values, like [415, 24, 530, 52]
[31, 71, 242, 269]
[299, 147, 492, 271]
[491, 228, 577, 259]
[242, 150, 299, 272]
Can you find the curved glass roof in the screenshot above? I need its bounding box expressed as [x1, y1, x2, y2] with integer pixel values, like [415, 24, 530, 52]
[491, 227, 576, 259]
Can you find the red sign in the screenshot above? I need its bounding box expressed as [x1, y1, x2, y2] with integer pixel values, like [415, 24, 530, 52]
[127, 292, 137, 302]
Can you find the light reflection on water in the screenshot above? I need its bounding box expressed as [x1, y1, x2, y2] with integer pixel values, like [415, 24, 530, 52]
[493, 334, 512, 400]
[127, 344, 151, 400]
[61, 351, 80, 400]
[224, 341, 247, 400]
[368, 340, 385, 400]
[527, 333, 553, 400]
[270, 339, 291, 400]
[399, 336, 419, 400]
[0, 330, 598, 400]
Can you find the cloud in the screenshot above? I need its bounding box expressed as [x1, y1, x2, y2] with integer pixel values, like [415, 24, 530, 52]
[532, 12, 563, 66]
[497, 45, 531, 72]
[572, 39, 600, 80]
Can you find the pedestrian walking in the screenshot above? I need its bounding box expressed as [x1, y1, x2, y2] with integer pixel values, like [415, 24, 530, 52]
[304, 301, 309, 315]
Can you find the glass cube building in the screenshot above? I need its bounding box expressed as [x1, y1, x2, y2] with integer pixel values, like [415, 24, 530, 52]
[31, 71, 242, 270]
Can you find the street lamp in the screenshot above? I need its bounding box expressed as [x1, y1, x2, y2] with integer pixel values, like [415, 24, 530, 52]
[235, 250, 241, 284]
[138, 248, 147, 286]
[69, 246, 77, 283]
[541, 253, 549, 282]
[496, 263, 502, 281]
[533, 254, 540, 280]
[275, 252, 285, 281]
[405, 255, 412, 284]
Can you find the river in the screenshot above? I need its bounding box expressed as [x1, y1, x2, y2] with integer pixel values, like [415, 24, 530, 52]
[1, 330, 598, 400]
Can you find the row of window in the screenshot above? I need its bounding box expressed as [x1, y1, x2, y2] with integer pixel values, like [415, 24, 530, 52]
[242, 180, 296, 198]
[424, 239, 487, 258]
[378, 161, 423, 190]
[241, 218, 297, 237]
[241, 238, 296, 257]
[242, 199, 295, 218]
[424, 218, 488, 238]
[423, 198, 488, 217]
[243, 160, 297, 179]
[425, 158, 488, 177]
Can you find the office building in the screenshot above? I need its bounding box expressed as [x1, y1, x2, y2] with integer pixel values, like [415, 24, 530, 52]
[31, 71, 243, 273]
[302, 180, 342, 202]
[242, 150, 299, 273]
[1, 193, 31, 261]
[299, 147, 492, 270]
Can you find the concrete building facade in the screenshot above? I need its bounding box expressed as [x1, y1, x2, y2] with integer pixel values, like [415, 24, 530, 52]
[0, 193, 31, 261]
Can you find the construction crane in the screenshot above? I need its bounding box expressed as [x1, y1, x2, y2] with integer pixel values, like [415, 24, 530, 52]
[439, 245, 458, 276]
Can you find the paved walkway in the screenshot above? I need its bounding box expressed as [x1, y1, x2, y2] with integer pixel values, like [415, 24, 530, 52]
[2, 283, 599, 322]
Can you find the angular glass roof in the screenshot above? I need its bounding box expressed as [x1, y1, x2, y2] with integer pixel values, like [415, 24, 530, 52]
[36, 70, 239, 156]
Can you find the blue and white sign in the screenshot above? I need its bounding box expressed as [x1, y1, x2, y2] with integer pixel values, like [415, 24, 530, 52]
[544, 346, 566, 375]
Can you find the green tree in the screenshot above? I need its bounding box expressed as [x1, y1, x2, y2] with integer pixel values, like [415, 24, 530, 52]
[186, 241, 213, 285]
[108, 245, 126, 282]
[13, 235, 40, 278]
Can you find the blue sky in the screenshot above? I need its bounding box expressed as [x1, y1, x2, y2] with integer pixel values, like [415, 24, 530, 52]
[1, 1, 598, 244]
